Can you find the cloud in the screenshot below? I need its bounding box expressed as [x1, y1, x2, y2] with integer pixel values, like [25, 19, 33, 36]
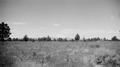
[12, 22, 26, 25]
[53, 23, 60, 27]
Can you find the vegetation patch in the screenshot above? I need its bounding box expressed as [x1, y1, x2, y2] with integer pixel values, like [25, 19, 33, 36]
[94, 54, 120, 67]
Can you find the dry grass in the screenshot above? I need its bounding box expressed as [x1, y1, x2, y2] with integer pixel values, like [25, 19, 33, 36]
[0, 41, 120, 67]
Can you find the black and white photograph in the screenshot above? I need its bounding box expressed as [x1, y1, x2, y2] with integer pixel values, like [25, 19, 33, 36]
[0, 0, 120, 67]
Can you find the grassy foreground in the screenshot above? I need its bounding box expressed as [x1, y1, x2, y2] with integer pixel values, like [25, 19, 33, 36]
[0, 41, 120, 67]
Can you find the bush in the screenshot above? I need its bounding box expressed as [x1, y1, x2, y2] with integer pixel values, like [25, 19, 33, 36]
[94, 54, 120, 67]
[111, 36, 119, 41]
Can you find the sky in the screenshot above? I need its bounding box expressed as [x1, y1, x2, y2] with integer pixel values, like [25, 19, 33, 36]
[1, 0, 120, 39]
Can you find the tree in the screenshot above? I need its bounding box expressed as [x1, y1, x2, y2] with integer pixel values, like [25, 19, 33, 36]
[83, 37, 86, 41]
[74, 33, 80, 41]
[53, 38, 57, 41]
[111, 36, 119, 41]
[57, 38, 63, 41]
[103, 37, 107, 41]
[70, 39, 74, 41]
[23, 35, 29, 41]
[46, 36, 51, 41]
[0, 22, 11, 41]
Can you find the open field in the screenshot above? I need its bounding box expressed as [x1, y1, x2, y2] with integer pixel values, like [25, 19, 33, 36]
[0, 41, 120, 67]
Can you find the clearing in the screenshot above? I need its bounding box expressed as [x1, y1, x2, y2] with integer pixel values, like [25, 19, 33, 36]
[0, 41, 120, 67]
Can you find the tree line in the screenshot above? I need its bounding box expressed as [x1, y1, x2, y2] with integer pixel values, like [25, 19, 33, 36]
[0, 22, 119, 41]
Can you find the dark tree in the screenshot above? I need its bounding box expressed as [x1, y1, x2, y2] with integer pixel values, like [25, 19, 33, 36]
[70, 39, 74, 41]
[23, 35, 29, 41]
[53, 38, 57, 41]
[75, 33, 80, 41]
[64, 38, 68, 41]
[57, 38, 63, 41]
[103, 37, 107, 41]
[111, 36, 119, 41]
[46, 36, 51, 41]
[0, 22, 11, 41]
[83, 37, 86, 41]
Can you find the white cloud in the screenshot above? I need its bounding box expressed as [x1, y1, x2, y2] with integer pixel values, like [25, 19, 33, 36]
[53, 23, 60, 27]
[12, 22, 26, 25]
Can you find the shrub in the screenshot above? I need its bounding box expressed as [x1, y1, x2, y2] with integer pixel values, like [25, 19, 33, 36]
[94, 54, 120, 67]
[111, 36, 119, 41]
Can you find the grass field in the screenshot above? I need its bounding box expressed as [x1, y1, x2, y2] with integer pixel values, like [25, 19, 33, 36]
[0, 41, 120, 67]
